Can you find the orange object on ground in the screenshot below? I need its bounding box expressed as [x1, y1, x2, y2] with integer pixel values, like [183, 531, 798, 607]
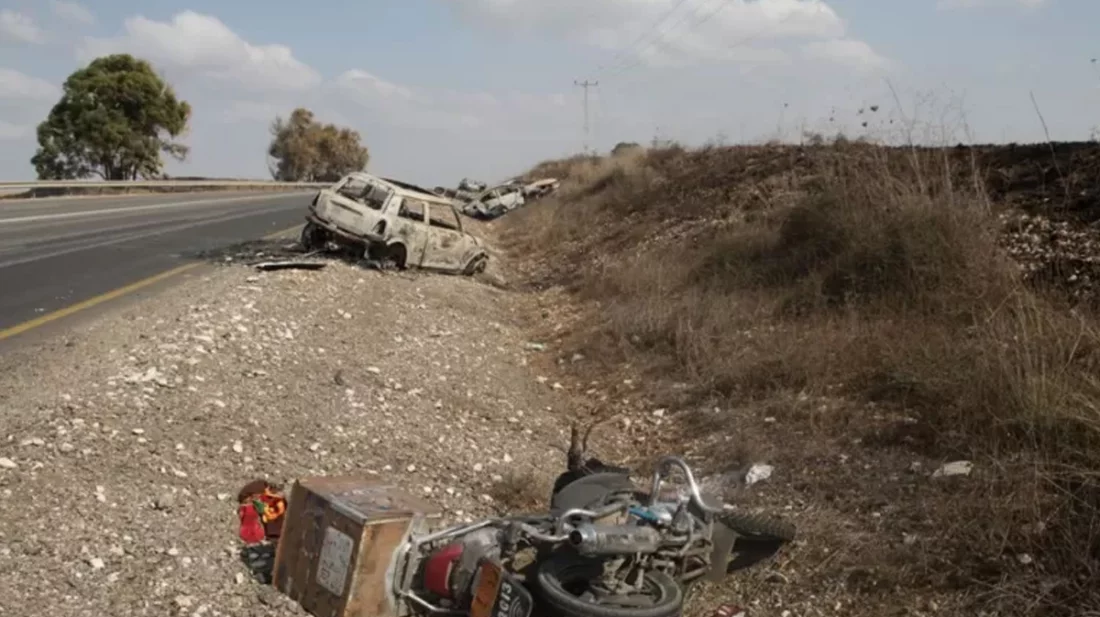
[237, 479, 288, 544]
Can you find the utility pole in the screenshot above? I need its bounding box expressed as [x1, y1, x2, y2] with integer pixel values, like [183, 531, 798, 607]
[574, 79, 598, 154]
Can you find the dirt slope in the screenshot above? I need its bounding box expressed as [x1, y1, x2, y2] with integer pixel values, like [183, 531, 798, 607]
[0, 250, 595, 616]
[500, 141, 1100, 617]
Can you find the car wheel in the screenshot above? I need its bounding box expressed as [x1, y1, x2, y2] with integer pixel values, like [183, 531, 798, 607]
[463, 255, 488, 276]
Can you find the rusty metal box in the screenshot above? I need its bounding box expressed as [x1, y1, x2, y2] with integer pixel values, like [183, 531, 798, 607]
[272, 476, 443, 617]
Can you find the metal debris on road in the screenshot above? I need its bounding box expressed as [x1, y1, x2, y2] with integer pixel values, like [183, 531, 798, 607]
[254, 260, 328, 272]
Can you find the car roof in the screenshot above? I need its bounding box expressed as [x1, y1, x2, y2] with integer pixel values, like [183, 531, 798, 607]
[344, 172, 455, 207]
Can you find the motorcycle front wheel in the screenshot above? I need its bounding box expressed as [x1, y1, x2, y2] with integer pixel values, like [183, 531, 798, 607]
[535, 555, 683, 617]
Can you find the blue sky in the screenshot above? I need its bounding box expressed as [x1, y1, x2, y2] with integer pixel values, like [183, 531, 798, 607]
[0, 0, 1095, 186]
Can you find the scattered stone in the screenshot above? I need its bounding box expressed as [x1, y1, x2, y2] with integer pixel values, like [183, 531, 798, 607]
[744, 463, 774, 486]
[232, 440, 244, 454]
[87, 557, 105, 570]
[154, 493, 176, 511]
[932, 461, 973, 478]
[0, 458, 17, 470]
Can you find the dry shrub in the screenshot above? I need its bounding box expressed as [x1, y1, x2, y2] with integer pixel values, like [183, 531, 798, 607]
[503, 142, 1100, 614]
[487, 470, 548, 512]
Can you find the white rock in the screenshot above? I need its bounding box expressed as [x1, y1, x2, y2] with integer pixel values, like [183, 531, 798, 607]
[502, 454, 513, 463]
[367, 367, 381, 374]
[235, 572, 246, 585]
[406, 464, 417, 473]
[131, 428, 145, 435]
[473, 463, 484, 473]
[232, 440, 243, 454]
[745, 463, 774, 486]
[19, 437, 45, 447]
[167, 547, 180, 557]
[932, 461, 973, 478]
[0, 458, 17, 470]
[88, 557, 105, 570]
[652, 409, 667, 418]
[309, 442, 321, 452]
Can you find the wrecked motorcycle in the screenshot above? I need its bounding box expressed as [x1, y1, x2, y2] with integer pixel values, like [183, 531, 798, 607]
[391, 435, 795, 617]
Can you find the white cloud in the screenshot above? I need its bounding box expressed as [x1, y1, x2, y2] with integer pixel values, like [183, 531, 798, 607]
[0, 10, 46, 44]
[0, 68, 59, 101]
[334, 70, 415, 102]
[77, 11, 321, 92]
[802, 38, 891, 72]
[50, 1, 95, 25]
[936, 0, 1046, 9]
[445, 0, 882, 71]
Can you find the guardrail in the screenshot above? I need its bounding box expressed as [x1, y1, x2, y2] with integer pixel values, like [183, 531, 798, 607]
[0, 179, 332, 199]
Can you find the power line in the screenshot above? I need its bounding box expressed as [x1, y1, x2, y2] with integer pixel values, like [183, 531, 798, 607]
[596, 0, 700, 78]
[602, 0, 735, 81]
[603, 2, 809, 88]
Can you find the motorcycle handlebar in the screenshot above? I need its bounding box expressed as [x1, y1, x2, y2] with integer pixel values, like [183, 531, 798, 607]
[648, 456, 725, 514]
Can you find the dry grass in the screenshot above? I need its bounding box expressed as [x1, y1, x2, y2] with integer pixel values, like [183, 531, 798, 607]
[487, 469, 549, 512]
[501, 142, 1100, 615]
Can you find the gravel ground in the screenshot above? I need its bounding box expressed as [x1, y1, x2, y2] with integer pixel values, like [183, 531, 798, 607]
[0, 255, 579, 617]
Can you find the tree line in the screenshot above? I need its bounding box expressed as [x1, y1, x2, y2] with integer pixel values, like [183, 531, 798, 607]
[31, 54, 368, 181]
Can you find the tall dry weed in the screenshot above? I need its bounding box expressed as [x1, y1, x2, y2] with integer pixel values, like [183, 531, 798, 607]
[504, 143, 1100, 613]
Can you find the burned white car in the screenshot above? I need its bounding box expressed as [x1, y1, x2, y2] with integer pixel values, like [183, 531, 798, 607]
[462, 183, 527, 220]
[301, 172, 489, 275]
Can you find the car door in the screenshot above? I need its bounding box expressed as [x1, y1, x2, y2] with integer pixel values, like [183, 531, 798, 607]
[422, 203, 467, 272]
[391, 197, 430, 267]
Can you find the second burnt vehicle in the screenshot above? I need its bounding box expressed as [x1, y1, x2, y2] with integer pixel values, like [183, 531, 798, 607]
[301, 172, 489, 275]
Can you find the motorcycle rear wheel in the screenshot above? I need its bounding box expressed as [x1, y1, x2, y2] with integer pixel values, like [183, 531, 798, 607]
[718, 511, 796, 543]
[535, 555, 683, 617]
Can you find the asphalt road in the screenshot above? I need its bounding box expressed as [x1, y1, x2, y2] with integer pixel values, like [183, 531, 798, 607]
[0, 191, 314, 336]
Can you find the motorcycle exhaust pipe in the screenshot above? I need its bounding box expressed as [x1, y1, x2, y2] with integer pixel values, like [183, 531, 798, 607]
[568, 524, 662, 556]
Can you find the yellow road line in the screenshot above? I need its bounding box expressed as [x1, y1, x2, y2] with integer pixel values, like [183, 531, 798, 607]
[0, 222, 303, 342]
[0, 263, 200, 342]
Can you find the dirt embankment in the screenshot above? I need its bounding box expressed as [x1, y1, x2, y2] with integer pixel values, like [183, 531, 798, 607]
[0, 248, 631, 617]
[500, 141, 1100, 617]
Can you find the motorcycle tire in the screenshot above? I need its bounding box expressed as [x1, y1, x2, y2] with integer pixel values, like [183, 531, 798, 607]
[535, 555, 683, 617]
[718, 510, 796, 543]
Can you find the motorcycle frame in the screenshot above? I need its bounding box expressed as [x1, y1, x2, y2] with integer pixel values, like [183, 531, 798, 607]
[392, 456, 725, 616]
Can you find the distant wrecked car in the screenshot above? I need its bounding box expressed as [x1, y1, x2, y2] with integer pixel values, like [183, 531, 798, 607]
[462, 184, 527, 220]
[523, 177, 560, 200]
[301, 172, 489, 275]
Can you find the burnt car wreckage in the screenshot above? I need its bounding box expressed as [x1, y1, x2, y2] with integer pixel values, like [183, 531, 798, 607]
[301, 172, 489, 276]
[459, 178, 561, 221]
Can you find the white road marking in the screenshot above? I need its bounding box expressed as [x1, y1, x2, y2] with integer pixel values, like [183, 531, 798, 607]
[0, 203, 303, 270]
[0, 192, 312, 225]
